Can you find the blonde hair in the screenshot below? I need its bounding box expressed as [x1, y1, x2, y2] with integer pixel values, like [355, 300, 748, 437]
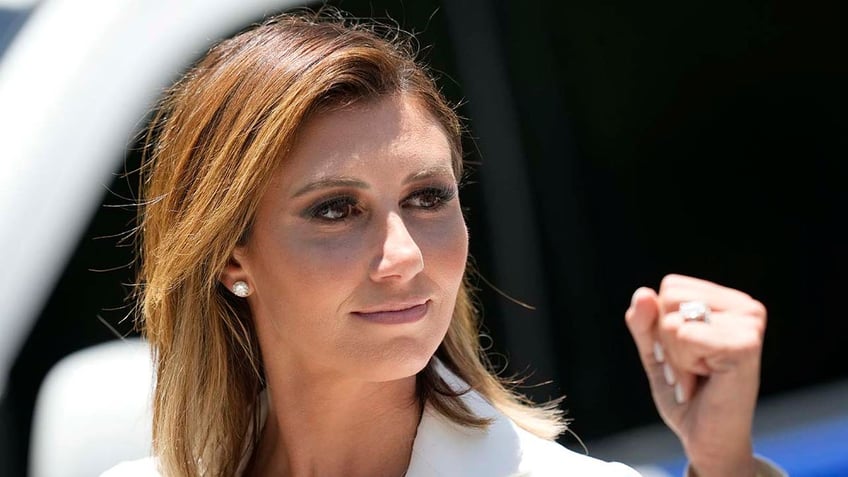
[136, 10, 565, 476]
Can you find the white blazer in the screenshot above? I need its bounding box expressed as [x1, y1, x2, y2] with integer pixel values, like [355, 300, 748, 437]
[101, 361, 640, 476]
[101, 360, 789, 477]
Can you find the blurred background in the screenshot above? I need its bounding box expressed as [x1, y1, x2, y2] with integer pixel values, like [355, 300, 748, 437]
[1, 0, 846, 476]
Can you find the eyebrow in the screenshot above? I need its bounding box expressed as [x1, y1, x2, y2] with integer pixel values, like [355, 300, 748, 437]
[403, 165, 456, 184]
[291, 177, 369, 198]
[290, 165, 456, 199]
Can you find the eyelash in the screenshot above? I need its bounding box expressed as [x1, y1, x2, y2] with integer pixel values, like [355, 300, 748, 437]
[307, 186, 457, 222]
[404, 186, 456, 210]
[308, 196, 361, 222]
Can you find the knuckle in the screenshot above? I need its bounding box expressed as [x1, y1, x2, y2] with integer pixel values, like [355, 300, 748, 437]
[660, 274, 684, 291]
[659, 315, 678, 335]
[748, 299, 768, 319]
[658, 288, 686, 312]
[735, 330, 763, 355]
[675, 323, 693, 341]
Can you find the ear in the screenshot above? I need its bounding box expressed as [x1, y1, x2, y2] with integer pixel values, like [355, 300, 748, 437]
[220, 246, 252, 297]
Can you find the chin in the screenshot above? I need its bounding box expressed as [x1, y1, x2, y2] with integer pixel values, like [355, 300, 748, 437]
[342, 307, 452, 383]
[356, 338, 440, 383]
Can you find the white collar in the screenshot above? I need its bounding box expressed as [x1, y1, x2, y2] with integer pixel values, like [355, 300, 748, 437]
[241, 359, 548, 477]
[405, 360, 534, 476]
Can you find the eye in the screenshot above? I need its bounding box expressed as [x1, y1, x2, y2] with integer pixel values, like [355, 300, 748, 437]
[308, 196, 362, 221]
[404, 186, 456, 210]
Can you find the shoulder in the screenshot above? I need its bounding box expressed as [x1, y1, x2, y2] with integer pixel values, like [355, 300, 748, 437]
[408, 398, 640, 477]
[99, 457, 160, 477]
[513, 425, 641, 476]
[407, 362, 640, 477]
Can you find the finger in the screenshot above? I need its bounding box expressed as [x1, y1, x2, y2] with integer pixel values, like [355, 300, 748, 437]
[625, 287, 682, 404]
[624, 287, 661, 369]
[657, 357, 697, 408]
[673, 368, 697, 405]
[658, 274, 757, 313]
[659, 311, 765, 375]
[627, 290, 708, 414]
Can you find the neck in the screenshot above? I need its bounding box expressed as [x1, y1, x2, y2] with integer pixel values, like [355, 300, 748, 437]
[245, 372, 422, 477]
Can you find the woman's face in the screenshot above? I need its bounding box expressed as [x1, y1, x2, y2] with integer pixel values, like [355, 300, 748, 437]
[229, 95, 468, 383]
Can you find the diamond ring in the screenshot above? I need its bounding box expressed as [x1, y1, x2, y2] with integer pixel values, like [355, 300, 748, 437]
[679, 301, 711, 323]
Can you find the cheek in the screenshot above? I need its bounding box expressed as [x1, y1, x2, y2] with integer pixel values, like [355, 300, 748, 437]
[281, 233, 364, 275]
[257, 229, 366, 316]
[417, 214, 469, 284]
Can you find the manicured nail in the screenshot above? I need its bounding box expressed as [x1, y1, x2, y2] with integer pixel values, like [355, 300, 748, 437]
[653, 341, 665, 363]
[663, 363, 676, 386]
[674, 383, 686, 404]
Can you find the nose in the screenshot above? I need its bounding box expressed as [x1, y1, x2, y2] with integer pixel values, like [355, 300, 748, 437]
[370, 212, 424, 282]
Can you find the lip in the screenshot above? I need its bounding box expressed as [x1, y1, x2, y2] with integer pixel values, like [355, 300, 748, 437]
[352, 300, 430, 324]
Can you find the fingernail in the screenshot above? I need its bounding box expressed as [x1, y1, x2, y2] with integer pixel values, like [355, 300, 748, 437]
[631, 289, 640, 307]
[663, 363, 676, 386]
[674, 383, 686, 404]
[653, 342, 665, 363]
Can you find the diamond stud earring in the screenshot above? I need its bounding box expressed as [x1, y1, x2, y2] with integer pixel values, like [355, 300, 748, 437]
[232, 281, 250, 298]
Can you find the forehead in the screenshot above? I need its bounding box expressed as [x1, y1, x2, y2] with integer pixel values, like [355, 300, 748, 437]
[279, 95, 454, 182]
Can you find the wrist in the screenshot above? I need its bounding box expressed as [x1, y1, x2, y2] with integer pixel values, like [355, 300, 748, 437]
[685, 441, 755, 477]
[688, 459, 755, 477]
[686, 455, 788, 477]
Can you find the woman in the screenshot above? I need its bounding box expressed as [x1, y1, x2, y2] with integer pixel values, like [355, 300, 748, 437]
[104, 11, 783, 477]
